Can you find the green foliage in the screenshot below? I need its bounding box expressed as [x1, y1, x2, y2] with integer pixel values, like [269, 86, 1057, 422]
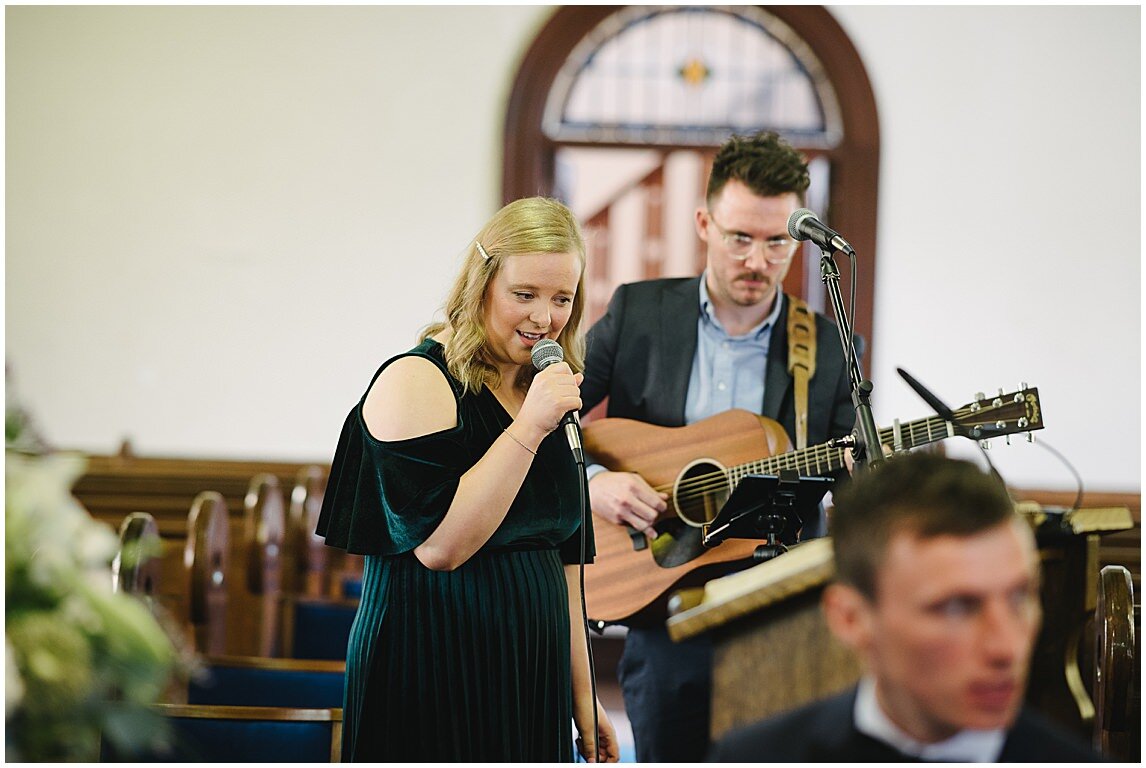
[5, 445, 178, 760]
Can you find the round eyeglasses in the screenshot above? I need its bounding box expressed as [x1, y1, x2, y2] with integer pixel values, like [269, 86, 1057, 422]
[707, 211, 799, 265]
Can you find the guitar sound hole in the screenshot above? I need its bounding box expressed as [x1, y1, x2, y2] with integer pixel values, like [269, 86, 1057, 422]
[674, 459, 730, 526]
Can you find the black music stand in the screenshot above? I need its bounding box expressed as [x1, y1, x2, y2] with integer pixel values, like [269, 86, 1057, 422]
[702, 469, 834, 562]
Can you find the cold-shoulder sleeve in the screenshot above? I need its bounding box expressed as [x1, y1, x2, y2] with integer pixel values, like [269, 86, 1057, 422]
[315, 405, 469, 555]
[315, 347, 471, 555]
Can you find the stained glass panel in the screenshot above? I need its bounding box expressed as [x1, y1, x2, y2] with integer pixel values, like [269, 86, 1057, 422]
[544, 6, 841, 147]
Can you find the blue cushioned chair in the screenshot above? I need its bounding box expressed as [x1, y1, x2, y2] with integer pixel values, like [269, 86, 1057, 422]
[283, 597, 358, 660]
[340, 575, 363, 599]
[188, 655, 345, 709]
[102, 703, 342, 762]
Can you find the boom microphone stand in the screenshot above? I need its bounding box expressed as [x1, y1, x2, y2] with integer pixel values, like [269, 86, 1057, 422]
[818, 249, 883, 471]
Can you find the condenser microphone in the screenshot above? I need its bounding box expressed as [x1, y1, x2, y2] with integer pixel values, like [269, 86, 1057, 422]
[530, 339, 584, 464]
[787, 208, 855, 255]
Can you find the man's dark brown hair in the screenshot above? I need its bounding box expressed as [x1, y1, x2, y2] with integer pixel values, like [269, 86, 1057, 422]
[706, 130, 810, 206]
[830, 452, 1018, 599]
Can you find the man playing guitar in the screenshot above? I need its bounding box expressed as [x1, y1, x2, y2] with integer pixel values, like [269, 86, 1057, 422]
[580, 131, 856, 763]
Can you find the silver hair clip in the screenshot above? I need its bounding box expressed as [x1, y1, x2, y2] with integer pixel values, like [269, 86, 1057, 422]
[476, 242, 491, 261]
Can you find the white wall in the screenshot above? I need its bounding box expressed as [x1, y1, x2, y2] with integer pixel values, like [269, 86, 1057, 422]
[6, 6, 1140, 493]
[831, 5, 1140, 492]
[6, 5, 551, 460]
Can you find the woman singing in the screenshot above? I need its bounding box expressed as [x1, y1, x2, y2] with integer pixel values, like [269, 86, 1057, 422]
[316, 197, 618, 762]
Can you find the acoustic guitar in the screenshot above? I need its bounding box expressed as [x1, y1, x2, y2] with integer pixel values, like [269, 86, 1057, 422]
[581, 386, 1044, 625]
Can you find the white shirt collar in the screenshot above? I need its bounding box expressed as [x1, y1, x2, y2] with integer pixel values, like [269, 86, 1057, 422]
[853, 676, 1007, 762]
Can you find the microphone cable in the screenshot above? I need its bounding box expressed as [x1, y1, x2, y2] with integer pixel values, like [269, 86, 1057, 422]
[972, 429, 1084, 514]
[574, 441, 600, 762]
[530, 339, 600, 759]
[844, 249, 858, 382]
[1032, 438, 1085, 512]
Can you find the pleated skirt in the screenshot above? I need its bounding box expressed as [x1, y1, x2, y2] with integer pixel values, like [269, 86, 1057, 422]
[342, 548, 573, 762]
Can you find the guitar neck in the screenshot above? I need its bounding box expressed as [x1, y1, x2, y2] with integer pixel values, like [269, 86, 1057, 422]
[727, 414, 955, 483]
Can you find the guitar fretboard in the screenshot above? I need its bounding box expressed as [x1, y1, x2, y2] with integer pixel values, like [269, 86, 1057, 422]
[725, 414, 955, 485]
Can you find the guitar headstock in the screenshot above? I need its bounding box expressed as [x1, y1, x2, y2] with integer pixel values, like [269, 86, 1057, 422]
[951, 387, 1043, 440]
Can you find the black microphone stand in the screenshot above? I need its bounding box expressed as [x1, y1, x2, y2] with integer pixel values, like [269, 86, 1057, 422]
[819, 249, 883, 470]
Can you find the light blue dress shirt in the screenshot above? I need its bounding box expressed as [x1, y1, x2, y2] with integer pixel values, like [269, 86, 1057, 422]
[683, 274, 782, 425]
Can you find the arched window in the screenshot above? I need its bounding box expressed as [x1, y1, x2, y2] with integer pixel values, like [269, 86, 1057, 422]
[505, 5, 879, 353]
[545, 6, 841, 147]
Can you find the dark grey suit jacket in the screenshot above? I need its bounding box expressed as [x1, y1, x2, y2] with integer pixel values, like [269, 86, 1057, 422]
[707, 687, 1105, 762]
[581, 276, 856, 448]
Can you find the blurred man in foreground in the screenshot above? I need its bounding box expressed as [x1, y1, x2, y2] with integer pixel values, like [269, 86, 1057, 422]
[709, 452, 1102, 762]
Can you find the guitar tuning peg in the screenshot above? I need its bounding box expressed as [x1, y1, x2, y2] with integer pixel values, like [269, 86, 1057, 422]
[1021, 381, 1028, 390]
[980, 440, 991, 450]
[998, 388, 1004, 397]
[1026, 432, 1034, 443]
[1005, 435, 1011, 445]
[975, 391, 985, 401]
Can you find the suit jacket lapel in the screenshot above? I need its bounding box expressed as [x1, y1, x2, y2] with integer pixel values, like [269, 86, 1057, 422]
[659, 278, 701, 425]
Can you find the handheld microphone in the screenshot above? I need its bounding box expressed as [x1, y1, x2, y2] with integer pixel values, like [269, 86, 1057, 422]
[530, 339, 584, 464]
[787, 208, 855, 255]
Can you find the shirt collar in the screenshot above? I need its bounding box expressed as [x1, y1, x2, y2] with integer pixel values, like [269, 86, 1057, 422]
[853, 676, 1007, 762]
[697, 272, 783, 340]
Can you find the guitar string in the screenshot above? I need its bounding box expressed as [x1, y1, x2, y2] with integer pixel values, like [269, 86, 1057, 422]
[661, 410, 1026, 507]
[662, 398, 1025, 498]
[653, 400, 1027, 505]
[662, 420, 961, 501]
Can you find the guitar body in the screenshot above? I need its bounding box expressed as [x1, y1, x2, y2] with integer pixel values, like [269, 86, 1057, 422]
[582, 410, 794, 625]
[578, 386, 1045, 626]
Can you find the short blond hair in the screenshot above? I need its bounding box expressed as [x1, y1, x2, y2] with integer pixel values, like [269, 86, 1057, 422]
[422, 197, 587, 393]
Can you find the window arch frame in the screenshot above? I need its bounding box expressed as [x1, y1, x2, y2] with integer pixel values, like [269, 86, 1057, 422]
[503, 5, 880, 353]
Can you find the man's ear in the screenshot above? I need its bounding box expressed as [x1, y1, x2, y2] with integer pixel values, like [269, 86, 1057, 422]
[822, 582, 874, 658]
[694, 207, 710, 242]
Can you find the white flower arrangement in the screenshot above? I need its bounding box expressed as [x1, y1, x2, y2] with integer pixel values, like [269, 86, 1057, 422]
[5, 395, 178, 760]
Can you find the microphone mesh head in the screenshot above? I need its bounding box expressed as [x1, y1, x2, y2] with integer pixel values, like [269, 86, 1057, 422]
[530, 339, 564, 371]
[787, 208, 816, 240]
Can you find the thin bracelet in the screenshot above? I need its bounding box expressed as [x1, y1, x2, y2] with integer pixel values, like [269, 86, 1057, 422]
[503, 428, 536, 456]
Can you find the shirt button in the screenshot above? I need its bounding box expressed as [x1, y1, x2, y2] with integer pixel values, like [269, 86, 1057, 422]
[717, 382, 727, 391]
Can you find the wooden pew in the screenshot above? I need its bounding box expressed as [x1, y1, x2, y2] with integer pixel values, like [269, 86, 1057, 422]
[1093, 565, 1139, 761]
[286, 465, 330, 597]
[239, 473, 285, 657]
[75, 454, 316, 531]
[186, 491, 230, 656]
[284, 464, 363, 600]
[112, 511, 161, 601]
[76, 456, 348, 654]
[77, 455, 318, 650]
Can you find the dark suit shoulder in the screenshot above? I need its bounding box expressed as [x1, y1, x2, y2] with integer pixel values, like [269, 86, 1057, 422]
[1000, 709, 1106, 762]
[708, 689, 867, 762]
[611, 275, 699, 301]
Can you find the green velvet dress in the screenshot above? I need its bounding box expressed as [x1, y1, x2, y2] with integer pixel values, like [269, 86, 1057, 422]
[316, 339, 594, 762]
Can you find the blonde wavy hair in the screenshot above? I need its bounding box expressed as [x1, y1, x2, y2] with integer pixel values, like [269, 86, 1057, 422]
[421, 197, 587, 394]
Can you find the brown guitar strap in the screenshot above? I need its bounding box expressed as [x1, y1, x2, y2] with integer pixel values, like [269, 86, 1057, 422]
[786, 295, 817, 450]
